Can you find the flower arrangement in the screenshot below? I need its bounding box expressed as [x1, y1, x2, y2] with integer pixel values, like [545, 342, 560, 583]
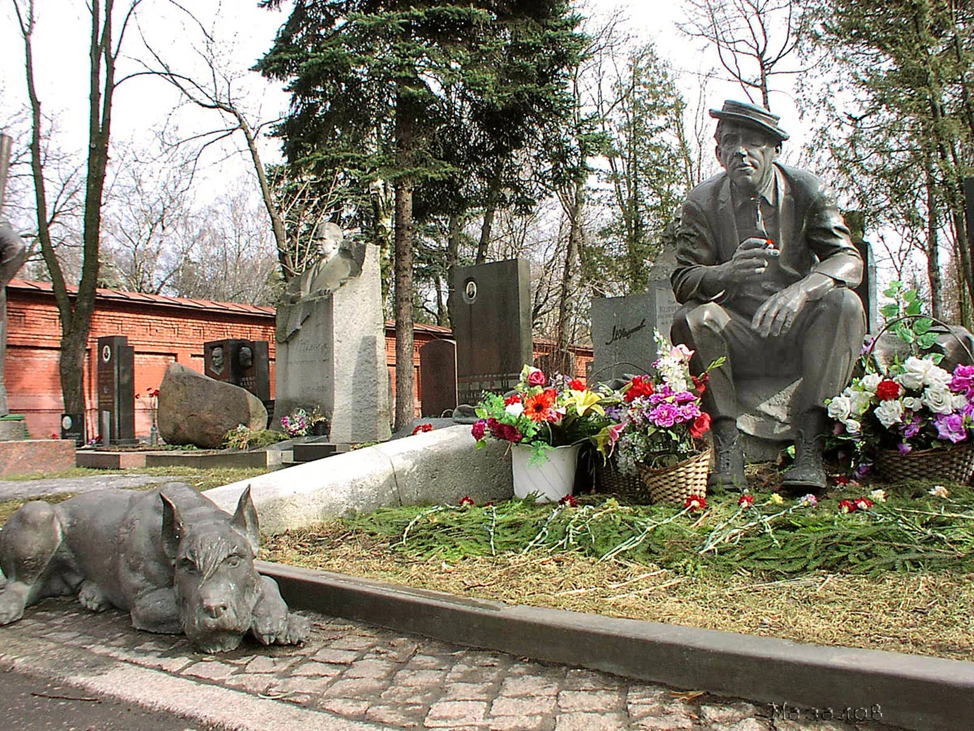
[827, 356, 974, 457]
[610, 332, 722, 476]
[280, 407, 328, 438]
[471, 365, 613, 464]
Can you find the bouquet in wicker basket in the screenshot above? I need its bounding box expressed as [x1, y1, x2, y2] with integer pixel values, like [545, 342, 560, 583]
[599, 332, 723, 504]
[827, 283, 974, 483]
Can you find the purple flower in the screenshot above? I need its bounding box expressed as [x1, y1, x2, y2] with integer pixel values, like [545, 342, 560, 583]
[677, 403, 701, 422]
[950, 364, 974, 394]
[900, 414, 922, 439]
[649, 403, 679, 428]
[605, 405, 624, 421]
[935, 413, 967, 444]
[897, 442, 912, 455]
[673, 390, 697, 404]
[853, 462, 873, 480]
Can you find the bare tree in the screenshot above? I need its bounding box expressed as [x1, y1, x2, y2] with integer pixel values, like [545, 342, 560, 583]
[12, 0, 144, 415]
[679, 0, 808, 110]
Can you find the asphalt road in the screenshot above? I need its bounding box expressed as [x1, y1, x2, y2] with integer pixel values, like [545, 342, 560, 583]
[0, 667, 220, 731]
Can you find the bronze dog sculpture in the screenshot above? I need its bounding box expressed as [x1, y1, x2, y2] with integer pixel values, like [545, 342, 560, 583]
[0, 483, 309, 653]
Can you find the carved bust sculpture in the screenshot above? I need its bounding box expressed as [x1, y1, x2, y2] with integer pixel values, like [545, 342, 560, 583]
[670, 100, 866, 492]
[0, 483, 309, 653]
[209, 345, 226, 376]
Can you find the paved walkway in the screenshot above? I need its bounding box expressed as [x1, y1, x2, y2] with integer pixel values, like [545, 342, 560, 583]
[0, 598, 893, 731]
[0, 473, 173, 502]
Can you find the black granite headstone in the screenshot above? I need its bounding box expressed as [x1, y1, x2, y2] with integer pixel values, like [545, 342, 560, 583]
[97, 335, 135, 445]
[60, 413, 85, 446]
[449, 259, 533, 405]
[420, 339, 458, 417]
[204, 339, 271, 402]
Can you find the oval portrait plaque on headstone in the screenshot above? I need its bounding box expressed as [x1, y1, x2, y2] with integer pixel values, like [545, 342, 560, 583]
[101, 345, 112, 362]
[462, 278, 478, 305]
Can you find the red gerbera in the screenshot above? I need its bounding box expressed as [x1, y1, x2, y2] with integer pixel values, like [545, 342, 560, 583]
[625, 375, 654, 403]
[524, 390, 557, 422]
[875, 380, 902, 401]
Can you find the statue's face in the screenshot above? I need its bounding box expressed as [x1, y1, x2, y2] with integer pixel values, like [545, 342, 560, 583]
[238, 347, 253, 369]
[211, 347, 225, 373]
[716, 122, 779, 195]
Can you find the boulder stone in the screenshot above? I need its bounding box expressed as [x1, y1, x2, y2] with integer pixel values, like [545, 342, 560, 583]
[158, 363, 267, 449]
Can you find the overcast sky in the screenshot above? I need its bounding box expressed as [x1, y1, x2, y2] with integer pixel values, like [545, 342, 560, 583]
[0, 1, 804, 191]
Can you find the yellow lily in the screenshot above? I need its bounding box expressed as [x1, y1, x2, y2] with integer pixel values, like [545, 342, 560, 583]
[566, 388, 605, 417]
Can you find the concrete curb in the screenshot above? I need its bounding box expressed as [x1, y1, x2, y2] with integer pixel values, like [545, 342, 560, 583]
[258, 561, 974, 731]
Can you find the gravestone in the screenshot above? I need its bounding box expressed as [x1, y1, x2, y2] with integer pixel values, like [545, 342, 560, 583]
[274, 231, 390, 444]
[420, 339, 458, 417]
[590, 248, 679, 383]
[60, 413, 85, 445]
[845, 211, 878, 333]
[204, 339, 271, 402]
[97, 335, 136, 445]
[449, 259, 532, 405]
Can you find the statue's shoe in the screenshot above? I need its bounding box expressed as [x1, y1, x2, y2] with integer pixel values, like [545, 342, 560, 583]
[708, 436, 746, 491]
[781, 430, 827, 492]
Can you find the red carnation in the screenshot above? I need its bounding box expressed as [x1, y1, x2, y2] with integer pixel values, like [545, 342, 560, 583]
[838, 499, 857, 514]
[471, 419, 486, 441]
[568, 378, 586, 391]
[459, 496, 475, 507]
[412, 423, 434, 435]
[853, 497, 874, 511]
[689, 412, 712, 439]
[504, 393, 521, 406]
[685, 495, 707, 511]
[738, 494, 754, 508]
[558, 494, 578, 507]
[875, 380, 902, 401]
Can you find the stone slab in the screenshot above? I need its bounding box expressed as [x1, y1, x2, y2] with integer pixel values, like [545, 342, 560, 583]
[0, 420, 27, 440]
[260, 561, 974, 731]
[143, 450, 280, 470]
[292, 441, 351, 463]
[76, 451, 148, 469]
[206, 425, 513, 534]
[0, 439, 76, 478]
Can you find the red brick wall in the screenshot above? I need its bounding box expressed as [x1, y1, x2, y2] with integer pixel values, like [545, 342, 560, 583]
[6, 280, 592, 439]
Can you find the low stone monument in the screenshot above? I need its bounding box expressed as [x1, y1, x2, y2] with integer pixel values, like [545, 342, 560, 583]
[158, 363, 267, 449]
[420, 339, 458, 417]
[449, 259, 533, 405]
[274, 223, 390, 444]
[204, 339, 271, 404]
[0, 483, 309, 653]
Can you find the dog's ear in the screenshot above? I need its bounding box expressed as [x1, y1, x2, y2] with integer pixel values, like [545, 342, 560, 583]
[231, 485, 260, 555]
[160, 493, 184, 561]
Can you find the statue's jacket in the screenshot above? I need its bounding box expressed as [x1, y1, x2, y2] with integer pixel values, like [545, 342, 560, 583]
[671, 163, 863, 319]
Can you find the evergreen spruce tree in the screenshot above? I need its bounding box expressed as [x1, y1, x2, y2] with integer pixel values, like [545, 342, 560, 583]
[257, 0, 585, 430]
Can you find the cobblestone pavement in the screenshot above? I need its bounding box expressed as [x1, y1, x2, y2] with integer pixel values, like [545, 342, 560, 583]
[0, 598, 896, 731]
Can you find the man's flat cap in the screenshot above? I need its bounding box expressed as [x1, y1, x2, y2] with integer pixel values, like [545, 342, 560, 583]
[709, 99, 789, 142]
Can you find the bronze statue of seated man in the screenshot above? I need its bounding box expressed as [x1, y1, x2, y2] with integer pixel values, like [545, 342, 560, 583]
[670, 100, 865, 492]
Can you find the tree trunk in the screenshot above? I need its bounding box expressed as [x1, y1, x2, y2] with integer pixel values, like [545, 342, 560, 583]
[393, 86, 416, 432]
[394, 180, 415, 432]
[555, 181, 583, 377]
[924, 161, 943, 320]
[445, 213, 462, 329]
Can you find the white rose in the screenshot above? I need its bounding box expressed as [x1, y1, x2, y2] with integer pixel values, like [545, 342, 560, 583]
[827, 395, 852, 422]
[951, 393, 969, 411]
[898, 357, 933, 390]
[921, 386, 953, 415]
[875, 399, 905, 428]
[506, 402, 524, 417]
[859, 374, 882, 392]
[924, 365, 952, 389]
[902, 396, 923, 411]
[849, 390, 873, 416]
[845, 419, 861, 435]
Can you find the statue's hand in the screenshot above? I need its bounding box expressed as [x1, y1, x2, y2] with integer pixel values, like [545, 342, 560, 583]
[719, 238, 777, 284]
[752, 273, 834, 338]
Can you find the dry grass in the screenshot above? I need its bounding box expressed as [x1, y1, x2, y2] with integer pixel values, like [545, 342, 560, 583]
[262, 522, 974, 662]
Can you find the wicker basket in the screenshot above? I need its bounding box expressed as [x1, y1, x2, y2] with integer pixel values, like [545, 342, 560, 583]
[875, 442, 974, 484]
[637, 446, 712, 504]
[593, 457, 645, 496]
